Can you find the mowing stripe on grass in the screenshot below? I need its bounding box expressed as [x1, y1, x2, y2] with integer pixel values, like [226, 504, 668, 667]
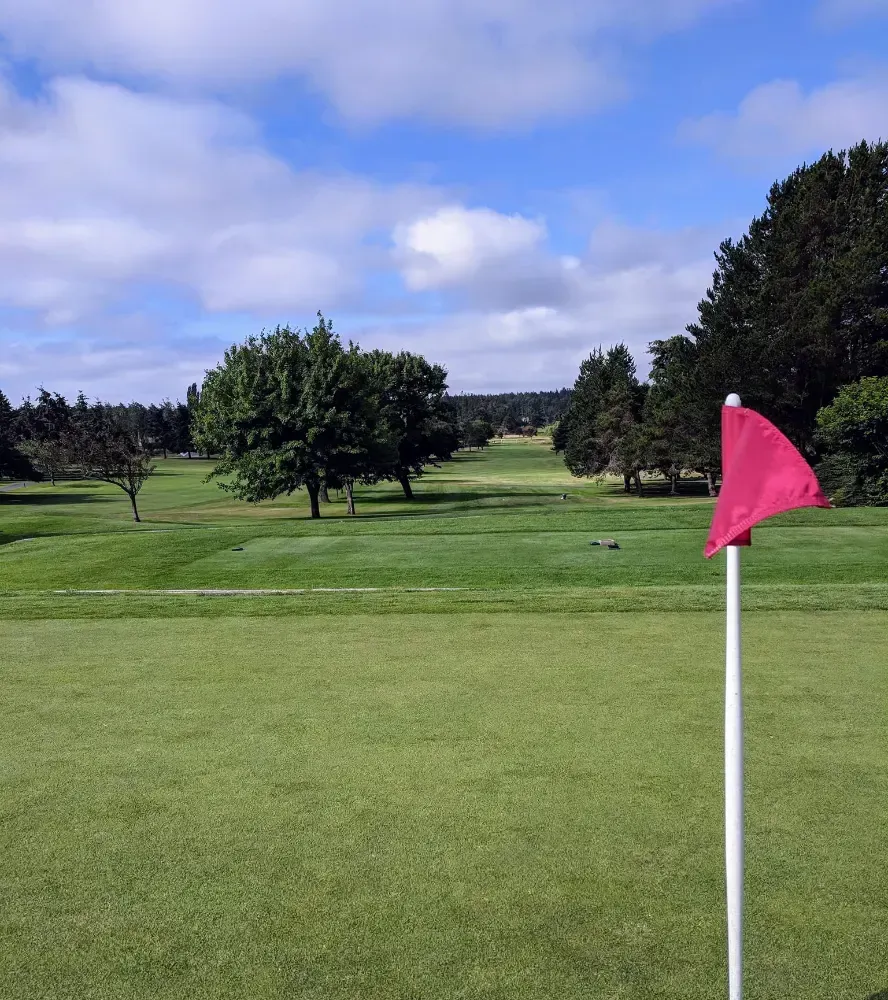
[51, 587, 469, 596]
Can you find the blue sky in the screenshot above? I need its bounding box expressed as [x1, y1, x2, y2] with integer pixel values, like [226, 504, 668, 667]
[0, 0, 886, 403]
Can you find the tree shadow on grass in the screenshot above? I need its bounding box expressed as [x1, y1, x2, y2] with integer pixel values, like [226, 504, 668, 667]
[0, 490, 118, 507]
[600, 478, 714, 500]
[363, 489, 547, 508]
[442, 452, 492, 464]
[866, 990, 888, 999]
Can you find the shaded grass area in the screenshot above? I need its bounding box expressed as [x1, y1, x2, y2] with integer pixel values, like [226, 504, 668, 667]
[2, 613, 886, 1000]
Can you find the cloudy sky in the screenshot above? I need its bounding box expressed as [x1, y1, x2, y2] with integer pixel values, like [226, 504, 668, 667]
[0, 0, 886, 403]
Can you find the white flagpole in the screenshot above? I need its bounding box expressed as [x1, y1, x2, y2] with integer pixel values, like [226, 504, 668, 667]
[724, 392, 743, 1000]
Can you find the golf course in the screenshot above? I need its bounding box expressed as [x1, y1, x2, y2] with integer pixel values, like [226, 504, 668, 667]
[2, 436, 887, 999]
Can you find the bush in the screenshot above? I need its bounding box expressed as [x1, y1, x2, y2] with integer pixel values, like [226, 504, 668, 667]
[815, 377, 888, 506]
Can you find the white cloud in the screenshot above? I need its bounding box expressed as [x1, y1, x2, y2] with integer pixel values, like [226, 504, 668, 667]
[395, 207, 546, 290]
[0, 332, 228, 404]
[0, 73, 722, 400]
[0, 75, 440, 326]
[680, 75, 888, 160]
[360, 220, 718, 391]
[0, 0, 736, 127]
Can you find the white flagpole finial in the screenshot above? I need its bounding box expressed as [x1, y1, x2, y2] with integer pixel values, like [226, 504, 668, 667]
[725, 393, 742, 408]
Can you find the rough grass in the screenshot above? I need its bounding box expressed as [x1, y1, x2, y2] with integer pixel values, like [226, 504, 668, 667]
[1, 441, 887, 999]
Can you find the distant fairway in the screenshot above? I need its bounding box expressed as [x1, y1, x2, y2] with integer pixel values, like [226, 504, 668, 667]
[2, 440, 887, 999]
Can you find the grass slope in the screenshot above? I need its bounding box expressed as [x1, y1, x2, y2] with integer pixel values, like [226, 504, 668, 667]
[1, 440, 886, 998]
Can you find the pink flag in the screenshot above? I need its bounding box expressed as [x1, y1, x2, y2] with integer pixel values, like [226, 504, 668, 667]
[705, 405, 830, 558]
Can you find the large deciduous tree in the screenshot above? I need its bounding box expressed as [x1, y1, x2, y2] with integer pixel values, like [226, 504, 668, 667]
[195, 315, 381, 518]
[815, 376, 888, 506]
[370, 350, 458, 498]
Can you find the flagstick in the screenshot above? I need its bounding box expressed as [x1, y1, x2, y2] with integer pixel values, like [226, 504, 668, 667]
[724, 392, 744, 1000]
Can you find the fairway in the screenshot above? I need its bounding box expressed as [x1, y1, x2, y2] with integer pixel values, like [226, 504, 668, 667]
[2, 441, 887, 999]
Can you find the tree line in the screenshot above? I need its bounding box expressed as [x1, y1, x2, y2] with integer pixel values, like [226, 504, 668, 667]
[447, 390, 571, 435]
[0, 316, 508, 519]
[555, 139, 888, 504]
[0, 388, 175, 520]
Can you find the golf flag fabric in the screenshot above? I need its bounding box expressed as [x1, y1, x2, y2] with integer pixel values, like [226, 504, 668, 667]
[705, 404, 830, 558]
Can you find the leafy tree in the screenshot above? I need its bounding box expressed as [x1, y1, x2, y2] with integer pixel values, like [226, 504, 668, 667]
[371, 350, 457, 498]
[145, 401, 177, 458]
[815, 376, 888, 505]
[70, 406, 157, 521]
[323, 353, 400, 515]
[14, 388, 75, 485]
[196, 316, 367, 518]
[463, 418, 494, 450]
[20, 438, 69, 486]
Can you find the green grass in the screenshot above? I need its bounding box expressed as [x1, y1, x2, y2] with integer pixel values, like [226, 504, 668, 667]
[1, 440, 887, 998]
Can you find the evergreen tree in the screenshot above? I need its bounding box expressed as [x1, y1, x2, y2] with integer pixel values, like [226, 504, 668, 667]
[688, 139, 888, 452]
[0, 389, 39, 480]
[560, 346, 648, 493]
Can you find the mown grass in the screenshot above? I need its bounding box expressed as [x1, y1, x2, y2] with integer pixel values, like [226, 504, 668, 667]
[1, 440, 886, 999]
[2, 613, 887, 1000]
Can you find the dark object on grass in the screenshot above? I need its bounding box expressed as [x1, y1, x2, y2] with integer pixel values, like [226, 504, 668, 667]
[232, 547, 244, 551]
[590, 539, 619, 549]
[560, 493, 567, 500]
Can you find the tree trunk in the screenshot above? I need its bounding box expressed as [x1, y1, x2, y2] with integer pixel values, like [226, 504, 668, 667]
[319, 482, 330, 503]
[128, 492, 141, 522]
[345, 479, 356, 516]
[50, 474, 56, 487]
[623, 474, 631, 493]
[186, 451, 192, 459]
[670, 474, 678, 496]
[306, 480, 321, 519]
[706, 471, 717, 497]
[162, 448, 168, 459]
[398, 473, 414, 499]
[634, 471, 644, 497]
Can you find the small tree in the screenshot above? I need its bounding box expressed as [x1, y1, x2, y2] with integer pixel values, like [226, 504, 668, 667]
[72, 408, 156, 521]
[20, 438, 69, 486]
[463, 418, 494, 450]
